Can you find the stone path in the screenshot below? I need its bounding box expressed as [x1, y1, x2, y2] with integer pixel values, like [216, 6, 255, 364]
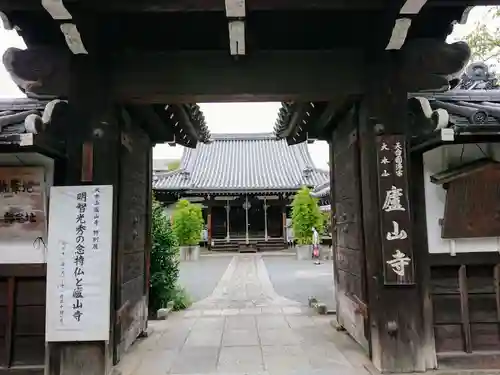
[115, 254, 371, 375]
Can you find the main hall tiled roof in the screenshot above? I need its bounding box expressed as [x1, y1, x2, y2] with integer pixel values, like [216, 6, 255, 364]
[153, 133, 329, 192]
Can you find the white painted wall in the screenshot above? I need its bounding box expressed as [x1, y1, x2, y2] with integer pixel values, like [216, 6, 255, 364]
[0, 152, 54, 263]
[423, 143, 500, 254]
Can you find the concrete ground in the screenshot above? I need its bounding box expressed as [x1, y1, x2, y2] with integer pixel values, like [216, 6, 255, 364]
[115, 254, 369, 375]
[180, 252, 335, 309]
[179, 255, 233, 302]
[262, 255, 335, 309]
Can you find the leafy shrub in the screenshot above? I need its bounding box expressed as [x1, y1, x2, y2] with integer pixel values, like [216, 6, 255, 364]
[291, 186, 324, 245]
[322, 211, 332, 236]
[172, 199, 205, 246]
[171, 286, 192, 311]
[149, 197, 180, 313]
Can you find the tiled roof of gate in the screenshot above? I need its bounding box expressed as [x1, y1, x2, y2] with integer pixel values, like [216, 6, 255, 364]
[0, 98, 48, 136]
[153, 133, 329, 192]
[413, 89, 500, 127]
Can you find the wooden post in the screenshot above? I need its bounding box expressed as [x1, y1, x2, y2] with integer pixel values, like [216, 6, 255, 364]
[328, 138, 340, 319]
[359, 81, 426, 372]
[264, 197, 268, 241]
[282, 203, 287, 245]
[46, 54, 120, 375]
[409, 150, 437, 369]
[144, 147, 152, 326]
[244, 194, 250, 244]
[207, 213, 212, 246]
[226, 199, 230, 242]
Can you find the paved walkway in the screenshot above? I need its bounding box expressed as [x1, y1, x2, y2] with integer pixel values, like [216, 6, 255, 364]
[115, 254, 371, 375]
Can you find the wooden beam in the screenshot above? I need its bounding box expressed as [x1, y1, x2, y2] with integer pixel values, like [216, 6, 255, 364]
[281, 103, 308, 138]
[0, 0, 486, 12]
[0, 0, 406, 12]
[3, 41, 469, 103]
[3, 48, 365, 102]
[126, 105, 173, 143]
[174, 104, 201, 144]
[112, 50, 365, 102]
[315, 102, 338, 134]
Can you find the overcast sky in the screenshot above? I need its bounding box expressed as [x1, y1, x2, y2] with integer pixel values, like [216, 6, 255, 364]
[0, 6, 491, 170]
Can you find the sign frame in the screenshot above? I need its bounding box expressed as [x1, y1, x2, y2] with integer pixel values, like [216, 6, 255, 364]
[45, 185, 113, 342]
[376, 135, 415, 285]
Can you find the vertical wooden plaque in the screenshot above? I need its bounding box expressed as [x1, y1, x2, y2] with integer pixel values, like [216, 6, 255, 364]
[376, 135, 414, 285]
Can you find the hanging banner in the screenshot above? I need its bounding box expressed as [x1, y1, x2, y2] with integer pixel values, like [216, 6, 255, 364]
[0, 166, 47, 264]
[46, 185, 113, 342]
[376, 135, 415, 285]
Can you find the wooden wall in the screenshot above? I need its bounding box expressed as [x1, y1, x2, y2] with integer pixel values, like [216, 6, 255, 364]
[412, 148, 500, 371]
[0, 156, 59, 375]
[430, 255, 500, 370]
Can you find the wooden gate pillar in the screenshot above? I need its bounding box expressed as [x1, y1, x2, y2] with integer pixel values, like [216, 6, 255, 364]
[358, 92, 427, 372]
[328, 41, 470, 374]
[46, 55, 120, 375]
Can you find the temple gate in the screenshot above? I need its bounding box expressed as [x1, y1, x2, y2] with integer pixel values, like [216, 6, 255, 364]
[0, 0, 492, 374]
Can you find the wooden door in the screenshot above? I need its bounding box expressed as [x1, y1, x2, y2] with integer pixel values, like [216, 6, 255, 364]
[332, 121, 369, 352]
[114, 126, 151, 363]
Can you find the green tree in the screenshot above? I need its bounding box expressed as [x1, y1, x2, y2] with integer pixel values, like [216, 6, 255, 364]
[291, 186, 324, 245]
[321, 211, 332, 236]
[462, 7, 500, 62]
[172, 199, 204, 246]
[167, 160, 181, 171]
[149, 197, 180, 313]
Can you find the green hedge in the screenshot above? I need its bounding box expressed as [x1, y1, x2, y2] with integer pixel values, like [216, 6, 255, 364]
[149, 197, 180, 313]
[291, 186, 324, 245]
[172, 199, 204, 246]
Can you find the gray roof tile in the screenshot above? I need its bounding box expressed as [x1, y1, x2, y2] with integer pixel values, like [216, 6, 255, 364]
[0, 98, 47, 136]
[153, 133, 329, 192]
[311, 180, 330, 198]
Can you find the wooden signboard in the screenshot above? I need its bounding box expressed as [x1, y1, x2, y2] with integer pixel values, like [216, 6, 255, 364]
[0, 166, 47, 264]
[440, 162, 500, 239]
[376, 135, 414, 285]
[46, 185, 113, 342]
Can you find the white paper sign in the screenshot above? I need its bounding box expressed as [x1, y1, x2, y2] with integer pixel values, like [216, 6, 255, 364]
[46, 185, 113, 342]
